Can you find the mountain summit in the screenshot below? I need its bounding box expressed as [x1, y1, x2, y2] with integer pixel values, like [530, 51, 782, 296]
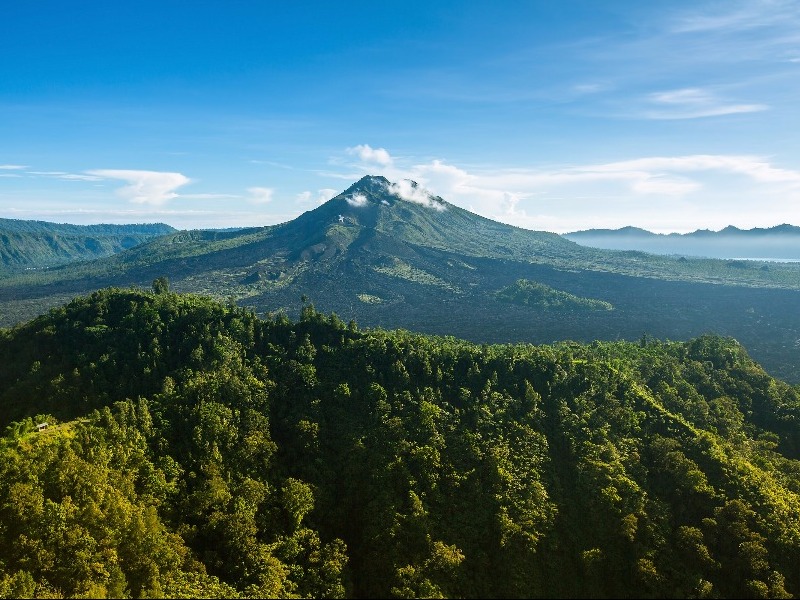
[285, 174, 569, 261]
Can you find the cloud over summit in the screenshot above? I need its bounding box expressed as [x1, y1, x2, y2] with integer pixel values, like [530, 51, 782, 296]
[387, 180, 446, 211]
[346, 192, 368, 207]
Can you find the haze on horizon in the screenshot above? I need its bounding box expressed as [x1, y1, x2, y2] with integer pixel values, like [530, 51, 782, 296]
[2, 1, 800, 234]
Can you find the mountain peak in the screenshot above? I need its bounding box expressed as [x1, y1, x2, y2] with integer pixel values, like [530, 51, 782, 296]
[336, 175, 447, 212]
[342, 175, 391, 197]
[356, 174, 391, 186]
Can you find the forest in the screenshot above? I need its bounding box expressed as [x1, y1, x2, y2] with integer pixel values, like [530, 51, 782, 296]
[0, 285, 799, 598]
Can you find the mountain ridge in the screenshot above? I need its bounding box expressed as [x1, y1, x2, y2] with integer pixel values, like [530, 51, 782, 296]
[0, 219, 176, 272]
[566, 223, 800, 238]
[564, 223, 800, 260]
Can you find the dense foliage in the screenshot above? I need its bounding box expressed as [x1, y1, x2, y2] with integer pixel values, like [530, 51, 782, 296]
[496, 279, 613, 311]
[1, 288, 799, 598]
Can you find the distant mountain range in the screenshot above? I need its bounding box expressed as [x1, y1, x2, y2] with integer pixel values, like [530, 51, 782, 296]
[564, 224, 800, 259]
[0, 219, 175, 271]
[2, 176, 800, 382]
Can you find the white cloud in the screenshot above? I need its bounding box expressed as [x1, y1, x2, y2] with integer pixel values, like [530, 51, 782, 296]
[0, 206, 299, 229]
[334, 145, 800, 233]
[180, 193, 241, 200]
[297, 188, 338, 205]
[60, 174, 105, 181]
[670, 0, 799, 34]
[346, 192, 369, 207]
[589, 155, 800, 185]
[572, 83, 609, 94]
[87, 169, 191, 205]
[650, 89, 712, 105]
[645, 88, 768, 120]
[247, 187, 274, 204]
[28, 171, 103, 181]
[386, 180, 446, 211]
[346, 144, 394, 166]
[0, 164, 27, 170]
[630, 175, 701, 195]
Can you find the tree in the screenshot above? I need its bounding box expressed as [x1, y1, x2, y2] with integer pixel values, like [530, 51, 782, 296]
[152, 277, 170, 294]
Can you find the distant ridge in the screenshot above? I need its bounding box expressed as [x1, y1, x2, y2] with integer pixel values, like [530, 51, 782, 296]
[566, 224, 800, 238]
[564, 224, 800, 259]
[0, 218, 175, 271]
[0, 218, 175, 237]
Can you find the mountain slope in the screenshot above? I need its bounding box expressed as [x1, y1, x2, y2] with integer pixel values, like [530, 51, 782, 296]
[1, 288, 799, 598]
[0, 219, 175, 271]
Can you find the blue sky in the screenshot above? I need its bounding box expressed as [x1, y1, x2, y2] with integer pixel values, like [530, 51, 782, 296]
[2, 0, 799, 233]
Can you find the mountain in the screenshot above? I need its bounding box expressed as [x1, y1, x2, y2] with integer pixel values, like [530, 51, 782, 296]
[0, 218, 175, 272]
[564, 224, 800, 259]
[0, 288, 799, 598]
[2, 175, 800, 382]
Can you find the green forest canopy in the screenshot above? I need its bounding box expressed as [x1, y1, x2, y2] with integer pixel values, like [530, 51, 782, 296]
[496, 279, 614, 311]
[0, 287, 799, 598]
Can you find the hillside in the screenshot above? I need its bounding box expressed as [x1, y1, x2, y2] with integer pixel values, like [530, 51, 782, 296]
[0, 219, 175, 272]
[564, 224, 800, 259]
[1, 176, 800, 383]
[0, 288, 799, 598]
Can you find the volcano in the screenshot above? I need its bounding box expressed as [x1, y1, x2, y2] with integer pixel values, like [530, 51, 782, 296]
[2, 175, 800, 382]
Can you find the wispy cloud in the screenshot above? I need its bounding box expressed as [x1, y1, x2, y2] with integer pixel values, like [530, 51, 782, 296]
[346, 144, 394, 166]
[297, 188, 337, 206]
[670, 0, 800, 34]
[572, 83, 610, 95]
[588, 155, 800, 185]
[249, 159, 298, 171]
[27, 171, 104, 181]
[644, 88, 768, 119]
[180, 193, 241, 200]
[0, 206, 293, 229]
[387, 180, 446, 211]
[87, 169, 191, 205]
[538, 1, 800, 124]
[0, 164, 27, 170]
[346, 192, 368, 207]
[247, 187, 274, 204]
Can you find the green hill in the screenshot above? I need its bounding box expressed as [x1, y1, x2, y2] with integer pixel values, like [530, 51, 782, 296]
[496, 279, 614, 311]
[0, 219, 175, 272]
[0, 288, 799, 598]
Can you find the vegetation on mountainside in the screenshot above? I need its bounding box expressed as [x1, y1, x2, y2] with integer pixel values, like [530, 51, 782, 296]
[0, 288, 799, 598]
[0, 220, 175, 272]
[496, 279, 613, 311]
